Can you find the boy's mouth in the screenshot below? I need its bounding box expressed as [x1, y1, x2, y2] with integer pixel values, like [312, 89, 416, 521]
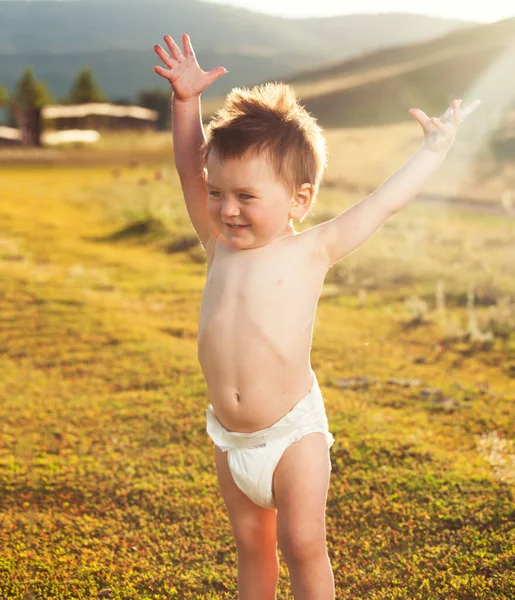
[226, 223, 250, 229]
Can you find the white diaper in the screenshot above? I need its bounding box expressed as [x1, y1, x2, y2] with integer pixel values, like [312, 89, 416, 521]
[205, 372, 335, 510]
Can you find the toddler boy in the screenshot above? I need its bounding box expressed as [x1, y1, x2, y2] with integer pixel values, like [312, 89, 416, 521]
[154, 33, 479, 599]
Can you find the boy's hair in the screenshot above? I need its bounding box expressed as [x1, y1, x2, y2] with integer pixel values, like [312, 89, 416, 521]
[201, 82, 328, 219]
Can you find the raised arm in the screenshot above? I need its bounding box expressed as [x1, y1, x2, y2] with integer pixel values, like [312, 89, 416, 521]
[153, 34, 227, 250]
[171, 95, 214, 249]
[316, 98, 481, 267]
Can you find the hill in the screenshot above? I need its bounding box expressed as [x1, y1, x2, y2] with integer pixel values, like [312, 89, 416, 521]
[202, 17, 515, 132]
[0, 0, 472, 101]
[290, 18, 515, 128]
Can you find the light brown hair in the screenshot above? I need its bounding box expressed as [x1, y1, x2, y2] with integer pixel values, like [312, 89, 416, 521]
[201, 82, 328, 219]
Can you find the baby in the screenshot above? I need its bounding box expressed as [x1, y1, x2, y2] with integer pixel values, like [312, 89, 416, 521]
[154, 33, 480, 599]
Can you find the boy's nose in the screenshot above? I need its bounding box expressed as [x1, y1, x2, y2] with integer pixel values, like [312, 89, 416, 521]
[221, 201, 240, 217]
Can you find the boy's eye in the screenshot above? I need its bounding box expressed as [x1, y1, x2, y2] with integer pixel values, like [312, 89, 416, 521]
[208, 191, 253, 200]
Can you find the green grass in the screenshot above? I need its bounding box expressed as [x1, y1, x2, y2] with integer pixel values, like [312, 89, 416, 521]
[0, 159, 514, 599]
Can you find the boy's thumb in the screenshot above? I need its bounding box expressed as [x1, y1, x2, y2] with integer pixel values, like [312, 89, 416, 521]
[207, 67, 229, 84]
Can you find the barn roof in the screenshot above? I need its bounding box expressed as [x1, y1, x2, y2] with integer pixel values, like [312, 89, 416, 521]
[0, 126, 20, 141]
[42, 103, 158, 121]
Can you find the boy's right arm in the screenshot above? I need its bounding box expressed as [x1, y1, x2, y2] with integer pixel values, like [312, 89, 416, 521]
[172, 95, 216, 250]
[153, 34, 227, 250]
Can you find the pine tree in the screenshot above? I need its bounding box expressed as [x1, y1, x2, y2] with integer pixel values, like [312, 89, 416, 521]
[0, 86, 7, 126]
[0, 86, 7, 108]
[12, 67, 54, 111]
[68, 67, 107, 104]
[10, 67, 55, 146]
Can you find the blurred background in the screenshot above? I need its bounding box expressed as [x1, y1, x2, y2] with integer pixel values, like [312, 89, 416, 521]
[1, 0, 515, 204]
[1, 1, 515, 598]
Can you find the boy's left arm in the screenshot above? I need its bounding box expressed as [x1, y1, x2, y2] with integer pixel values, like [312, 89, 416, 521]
[316, 98, 481, 267]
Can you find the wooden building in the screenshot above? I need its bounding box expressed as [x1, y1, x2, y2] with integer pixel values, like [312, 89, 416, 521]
[0, 126, 21, 146]
[42, 103, 158, 132]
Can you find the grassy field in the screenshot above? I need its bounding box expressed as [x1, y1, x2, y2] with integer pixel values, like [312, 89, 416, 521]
[0, 132, 514, 598]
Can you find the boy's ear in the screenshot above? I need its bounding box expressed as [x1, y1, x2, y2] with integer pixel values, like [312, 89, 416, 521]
[290, 183, 315, 219]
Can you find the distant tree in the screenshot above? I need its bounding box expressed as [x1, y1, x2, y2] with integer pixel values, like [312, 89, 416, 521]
[112, 97, 132, 106]
[11, 67, 54, 111]
[0, 86, 7, 124]
[0, 86, 7, 107]
[68, 67, 107, 104]
[136, 89, 171, 131]
[9, 67, 55, 146]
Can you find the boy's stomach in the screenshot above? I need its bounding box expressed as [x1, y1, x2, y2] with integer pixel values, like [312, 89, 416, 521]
[198, 338, 314, 433]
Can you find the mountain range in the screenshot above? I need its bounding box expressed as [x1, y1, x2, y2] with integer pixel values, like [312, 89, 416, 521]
[0, 0, 473, 101]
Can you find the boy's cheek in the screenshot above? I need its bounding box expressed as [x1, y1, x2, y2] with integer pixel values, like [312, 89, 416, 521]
[207, 205, 219, 222]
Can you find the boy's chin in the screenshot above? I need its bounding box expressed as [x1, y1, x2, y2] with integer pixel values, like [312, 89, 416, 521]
[223, 226, 251, 238]
[225, 233, 251, 245]
[223, 229, 266, 249]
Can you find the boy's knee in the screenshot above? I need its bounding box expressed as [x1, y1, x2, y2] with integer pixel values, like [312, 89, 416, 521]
[233, 519, 277, 555]
[278, 527, 326, 564]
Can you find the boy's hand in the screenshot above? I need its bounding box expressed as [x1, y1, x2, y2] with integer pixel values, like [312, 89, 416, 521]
[408, 98, 481, 153]
[153, 33, 228, 102]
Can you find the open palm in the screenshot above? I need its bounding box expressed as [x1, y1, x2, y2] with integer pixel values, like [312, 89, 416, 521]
[408, 98, 481, 153]
[153, 34, 227, 102]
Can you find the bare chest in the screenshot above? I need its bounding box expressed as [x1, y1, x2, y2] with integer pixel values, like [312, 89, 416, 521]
[198, 232, 326, 341]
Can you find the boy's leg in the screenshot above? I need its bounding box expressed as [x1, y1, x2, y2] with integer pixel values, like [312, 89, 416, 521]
[273, 432, 335, 600]
[214, 445, 279, 600]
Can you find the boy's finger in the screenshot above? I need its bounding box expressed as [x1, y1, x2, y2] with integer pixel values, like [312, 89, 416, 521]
[154, 45, 174, 68]
[462, 99, 481, 117]
[163, 35, 183, 61]
[153, 65, 171, 78]
[432, 118, 455, 137]
[206, 66, 229, 85]
[409, 108, 432, 132]
[182, 33, 195, 57]
[452, 101, 462, 127]
[440, 105, 453, 123]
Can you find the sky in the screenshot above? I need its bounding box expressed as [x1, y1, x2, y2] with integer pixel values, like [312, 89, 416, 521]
[203, 0, 514, 22]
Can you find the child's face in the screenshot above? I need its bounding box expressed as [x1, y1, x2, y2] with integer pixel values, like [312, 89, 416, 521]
[206, 150, 312, 249]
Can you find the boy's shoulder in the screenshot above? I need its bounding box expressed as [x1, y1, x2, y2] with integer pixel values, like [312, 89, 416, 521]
[299, 223, 330, 265]
[205, 225, 328, 272]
